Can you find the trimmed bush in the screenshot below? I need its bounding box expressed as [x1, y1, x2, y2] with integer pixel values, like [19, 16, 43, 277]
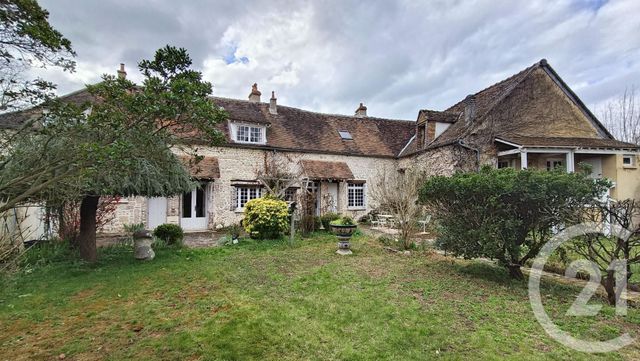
[243, 197, 289, 239]
[153, 223, 184, 245]
[320, 212, 340, 231]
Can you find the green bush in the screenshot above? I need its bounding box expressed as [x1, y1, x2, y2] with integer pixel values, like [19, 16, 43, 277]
[153, 223, 184, 245]
[243, 197, 289, 239]
[330, 216, 355, 226]
[420, 166, 610, 279]
[320, 212, 340, 230]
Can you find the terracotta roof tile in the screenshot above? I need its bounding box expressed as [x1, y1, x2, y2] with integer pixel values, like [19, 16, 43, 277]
[211, 97, 415, 157]
[179, 155, 220, 180]
[300, 160, 354, 180]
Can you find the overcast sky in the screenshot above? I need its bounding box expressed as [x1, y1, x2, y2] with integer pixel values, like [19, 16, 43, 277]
[34, 0, 640, 120]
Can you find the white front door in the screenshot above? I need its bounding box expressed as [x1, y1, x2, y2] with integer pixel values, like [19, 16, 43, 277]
[181, 186, 208, 231]
[147, 197, 167, 230]
[327, 183, 338, 213]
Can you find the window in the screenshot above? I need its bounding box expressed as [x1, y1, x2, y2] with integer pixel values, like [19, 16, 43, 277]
[338, 130, 353, 140]
[623, 155, 637, 168]
[284, 188, 298, 202]
[236, 186, 262, 209]
[497, 160, 511, 169]
[347, 182, 365, 209]
[233, 123, 265, 144]
[546, 159, 564, 171]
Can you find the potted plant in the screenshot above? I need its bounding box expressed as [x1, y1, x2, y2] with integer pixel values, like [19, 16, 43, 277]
[329, 216, 357, 255]
[125, 223, 155, 261]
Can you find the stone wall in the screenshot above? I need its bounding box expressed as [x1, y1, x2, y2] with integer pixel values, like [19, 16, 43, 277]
[100, 146, 399, 233]
[100, 196, 147, 234]
[399, 144, 477, 176]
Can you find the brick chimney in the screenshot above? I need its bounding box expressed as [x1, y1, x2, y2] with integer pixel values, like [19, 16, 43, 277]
[464, 94, 476, 123]
[269, 91, 277, 115]
[355, 102, 367, 118]
[117, 63, 126, 79]
[248, 83, 261, 102]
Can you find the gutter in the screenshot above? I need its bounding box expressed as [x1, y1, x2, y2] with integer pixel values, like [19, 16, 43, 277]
[457, 139, 480, 171]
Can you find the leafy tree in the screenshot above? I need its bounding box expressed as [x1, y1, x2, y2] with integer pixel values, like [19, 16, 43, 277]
[419, 166, 610, 279]
[0, 0, 75, 111]
[1, 46, 227, 262]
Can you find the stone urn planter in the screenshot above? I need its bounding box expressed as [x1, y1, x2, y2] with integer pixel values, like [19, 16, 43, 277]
[330, 217, 357, 255]
[133, 230, 155, 261]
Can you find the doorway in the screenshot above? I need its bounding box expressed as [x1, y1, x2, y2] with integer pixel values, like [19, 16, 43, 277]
[147, 197, 167, 230]
[181, 185, 208, 231]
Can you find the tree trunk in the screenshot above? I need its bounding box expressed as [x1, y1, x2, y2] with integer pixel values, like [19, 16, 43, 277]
[604, 270, 617, 306]
[506, 264, 524, 280]
[78, 195, 99, 263]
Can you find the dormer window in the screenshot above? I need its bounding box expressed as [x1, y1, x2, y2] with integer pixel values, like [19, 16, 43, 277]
[338, 130, 353, 140]
[231, 123, 266, 144]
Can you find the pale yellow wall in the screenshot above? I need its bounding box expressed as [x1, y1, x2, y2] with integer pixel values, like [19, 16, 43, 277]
[611, 153, 640, 201]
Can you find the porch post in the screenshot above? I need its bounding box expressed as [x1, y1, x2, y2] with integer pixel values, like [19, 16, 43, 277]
[566, 150, 575, 173]
[520, 150, 528, 169]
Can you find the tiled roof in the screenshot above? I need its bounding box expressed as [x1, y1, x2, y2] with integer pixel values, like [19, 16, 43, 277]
[497, 135, 639, 149]
[417, 109, 459, 124]
[179, 155, 220, 180]
[211, 97, 415, 157]
[300, 160, 354, 180]
[0, 91, 415, 158]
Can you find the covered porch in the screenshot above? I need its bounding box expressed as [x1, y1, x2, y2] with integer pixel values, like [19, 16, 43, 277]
[300, 160, 355, 216]
[495, 136, 638, 180]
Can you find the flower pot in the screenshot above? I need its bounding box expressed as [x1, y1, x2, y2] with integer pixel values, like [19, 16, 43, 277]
[330, 224, 356, 255]
[330, 224, 357, 240]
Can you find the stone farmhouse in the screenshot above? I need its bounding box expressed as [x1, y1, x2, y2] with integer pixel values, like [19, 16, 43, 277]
[1, 59, 639, 236]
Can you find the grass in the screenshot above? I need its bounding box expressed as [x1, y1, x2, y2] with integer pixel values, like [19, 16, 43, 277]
[1, 233, 639, 360]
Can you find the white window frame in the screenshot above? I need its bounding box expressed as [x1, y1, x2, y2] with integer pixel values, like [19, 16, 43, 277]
[236, 186, 262, 211]
[347, 182, 366, 210]
[546, 158, 564, 171]
[622, 154, 637, 168]
[230, 122, 266, 144]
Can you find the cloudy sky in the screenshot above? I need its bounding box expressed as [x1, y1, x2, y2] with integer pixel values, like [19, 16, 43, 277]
[35, 0, 640, 120]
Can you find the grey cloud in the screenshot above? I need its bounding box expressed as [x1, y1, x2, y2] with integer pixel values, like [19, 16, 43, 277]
[32, 0, 640, 120]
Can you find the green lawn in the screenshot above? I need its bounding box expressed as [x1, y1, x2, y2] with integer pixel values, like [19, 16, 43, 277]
[1, 233, 639, 360]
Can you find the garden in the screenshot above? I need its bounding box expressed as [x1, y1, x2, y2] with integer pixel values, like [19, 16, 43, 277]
[2, 231, 640, 360]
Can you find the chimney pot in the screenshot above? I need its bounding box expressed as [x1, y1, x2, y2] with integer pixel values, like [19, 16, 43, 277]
[355, 102, 367, 118]
[117, 63, 126, 79]
[464, 94, 476, 123]
[269, 91, 277, 115]
[248, 83, 262, 102]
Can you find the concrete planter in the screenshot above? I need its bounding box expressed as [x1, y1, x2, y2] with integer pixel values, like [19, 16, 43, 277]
[133, 230, 155, 261]
[330, 224, 357, 255]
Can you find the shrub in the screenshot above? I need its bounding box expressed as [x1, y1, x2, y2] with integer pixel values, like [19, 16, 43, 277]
[243, 197, 289, 239]
[419, 166, 610, 279]
[153, 223, 184, 245]
[298, 214, 320, 236]
[330, 216, 355, 226]
[320, 212, 341, 230]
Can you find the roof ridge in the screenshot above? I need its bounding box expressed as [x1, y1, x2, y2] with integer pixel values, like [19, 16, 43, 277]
[444, 60, 542, 112]
[211, 96, 414, 123]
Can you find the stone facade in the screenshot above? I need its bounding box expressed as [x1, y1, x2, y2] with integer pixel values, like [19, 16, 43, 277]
[101, 146, 399, 233]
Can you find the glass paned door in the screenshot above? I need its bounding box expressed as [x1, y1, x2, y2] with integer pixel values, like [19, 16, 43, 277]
[181, 185, 208, 230]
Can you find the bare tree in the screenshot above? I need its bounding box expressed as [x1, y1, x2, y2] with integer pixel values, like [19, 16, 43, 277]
[254, 151, 302, 199]
[599, 86, 640, 145]
[568, 199, 640, 305]
[371, 168, 425, 249]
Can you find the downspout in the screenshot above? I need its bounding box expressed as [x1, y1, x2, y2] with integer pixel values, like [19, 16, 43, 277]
[457, 139, 480, 172]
